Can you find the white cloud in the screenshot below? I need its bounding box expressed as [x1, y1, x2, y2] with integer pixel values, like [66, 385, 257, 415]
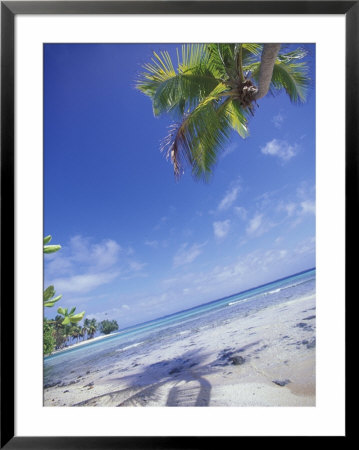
[218, 186, 240, 211]
[154, 216, 168, 230]
[261, 139, 297, 161]
[300, 200, 316, 215]
[272, 113, 284, 129]
[213, 220, 231, 239]
[173, 242, 206, 267]
[47, 235, 122, 275]
[234, 206, 247, 220]
[221, 142, 239, 159]
[129, 261, 147, 271]
[52, 271, 119, 294]
[294, 236, 316, 255]
[86, 307, 125, 324]
[161, 244, 314, 309]
[277, 190, 315, 226]
[277, 201, 297, 217]
[145, 240, 159, 248]
[246, 213, 264, 236]
[91, 239, 121, 268]
[45, 235, 146, 297]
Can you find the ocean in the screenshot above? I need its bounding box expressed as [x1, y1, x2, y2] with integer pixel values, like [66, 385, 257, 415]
[44, 268, 316, 387]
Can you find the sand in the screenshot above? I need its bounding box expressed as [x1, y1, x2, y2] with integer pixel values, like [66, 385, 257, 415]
[49, 330, 124, 355]
[44, 293, 315, 407]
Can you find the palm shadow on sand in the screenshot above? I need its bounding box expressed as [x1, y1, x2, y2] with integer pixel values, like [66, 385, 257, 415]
[74, 348, 218, 407]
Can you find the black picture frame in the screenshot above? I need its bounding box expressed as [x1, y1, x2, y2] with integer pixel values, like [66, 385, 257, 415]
[1, 1, 354, 447]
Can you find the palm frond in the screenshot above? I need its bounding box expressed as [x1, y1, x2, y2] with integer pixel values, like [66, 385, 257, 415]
[152, 70, 220, 117]
[136, 50, 175, 95]
[225, 100, 249, 138]
[207, 44, 238, 80]
[136, 44, 219, 117]
[241, 43, 263, 67]
[162, 96, 232, 180]
[248, 50, 309, 103]
[177, 44, 211, 72]
[242, 43, 263, 56]
[271, 61, 309, 103]
[277, 47, 308, 63]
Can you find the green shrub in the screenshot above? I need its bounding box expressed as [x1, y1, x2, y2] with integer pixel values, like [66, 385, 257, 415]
[43, 320, 56, 355]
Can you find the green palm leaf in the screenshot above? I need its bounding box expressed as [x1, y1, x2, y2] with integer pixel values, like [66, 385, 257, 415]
[70, 312, 85, 323]
[44, 296, 62, 308]
[43, 244, 61, 254]
[57, 307, 66, 316]
[136, 44, 218, 117]
[250, 48, 309, 103]
[44, 285, 55, 302]
[162, 96, 233, 180]
[43, 235, 52, 245]
[44, 295, 62, 308]
[62, 316, 71, 325]
[226, 100, 249, 138]
[270, 61, 309, 103]
[43, 285, 62, 307]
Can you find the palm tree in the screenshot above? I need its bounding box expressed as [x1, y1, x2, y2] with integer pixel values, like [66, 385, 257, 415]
[83, 318, 90, 340]
[63, 323, 73, 347]
[70, 325, 81, 344]
[136, 43, 310, 180]
[87, 318, 98, 339]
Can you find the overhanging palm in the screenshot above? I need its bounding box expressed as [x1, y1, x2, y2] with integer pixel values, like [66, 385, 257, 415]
[136, 43, 310, 180]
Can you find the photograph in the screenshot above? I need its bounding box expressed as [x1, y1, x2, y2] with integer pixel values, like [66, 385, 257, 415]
[43, 42, 316, 408]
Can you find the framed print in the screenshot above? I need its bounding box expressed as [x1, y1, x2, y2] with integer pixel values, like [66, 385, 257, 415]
[1, 1, 354, 447]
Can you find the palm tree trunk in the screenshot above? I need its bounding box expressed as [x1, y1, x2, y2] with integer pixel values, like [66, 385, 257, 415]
[255, 44, 281, 100]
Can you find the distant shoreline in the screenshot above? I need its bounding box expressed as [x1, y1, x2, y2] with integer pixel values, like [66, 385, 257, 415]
[45, 331, 122, 357]
[44, 268, 315, 360]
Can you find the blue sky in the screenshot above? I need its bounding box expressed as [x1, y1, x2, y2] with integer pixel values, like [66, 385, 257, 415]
[44, 43, 315, 328]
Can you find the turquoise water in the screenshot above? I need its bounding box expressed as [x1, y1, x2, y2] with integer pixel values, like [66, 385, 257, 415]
[44, 268, 315, 386]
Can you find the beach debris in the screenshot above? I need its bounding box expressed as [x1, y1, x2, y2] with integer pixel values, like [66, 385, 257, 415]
[272, 379, 291, 387]
[213, 349, 235, 365]
[44, 380, 61, 389]
[306, 337, 316, 349]
[230, 356, 245, 366]
[295, 322, 313, 331]
[84, 381, 94, 388]
[303, 315, 316, 321]
[213, 348, 248, 366]
[66, 379, 80, 386]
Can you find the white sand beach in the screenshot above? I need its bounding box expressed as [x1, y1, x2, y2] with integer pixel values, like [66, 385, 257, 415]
[44, 293, 315, 407]
[49, 330, 124, 355]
